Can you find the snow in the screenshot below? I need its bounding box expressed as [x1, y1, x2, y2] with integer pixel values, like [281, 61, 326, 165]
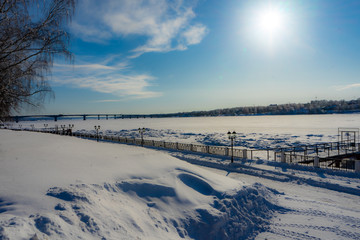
[0, 130, 277, 240]
[1, 114, 360, 239]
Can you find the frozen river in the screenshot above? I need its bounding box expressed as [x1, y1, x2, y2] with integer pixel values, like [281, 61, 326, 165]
[13, 114, 360, 149]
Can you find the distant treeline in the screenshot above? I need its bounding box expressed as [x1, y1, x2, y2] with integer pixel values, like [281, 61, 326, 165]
[153, 99, 360, 118]
[8, 99, 360, 121]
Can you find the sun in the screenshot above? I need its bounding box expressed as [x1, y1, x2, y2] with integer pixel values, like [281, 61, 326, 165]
[256, 7, 286, 37]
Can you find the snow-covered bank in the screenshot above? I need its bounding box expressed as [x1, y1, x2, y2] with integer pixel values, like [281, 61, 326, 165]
[0, 130, 279, 239]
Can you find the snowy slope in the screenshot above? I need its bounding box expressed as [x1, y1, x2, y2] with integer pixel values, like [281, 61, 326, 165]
[0, 130, 279, 240]
[162, 150, 360, 239]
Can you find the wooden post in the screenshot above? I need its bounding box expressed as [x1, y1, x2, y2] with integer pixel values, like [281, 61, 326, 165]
[281, 150, 286, 163]
[314, 156, 320, 168]
[243, 149, 247, 159]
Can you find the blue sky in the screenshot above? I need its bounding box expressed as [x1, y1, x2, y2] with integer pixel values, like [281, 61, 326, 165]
[38, 0, 360, 114]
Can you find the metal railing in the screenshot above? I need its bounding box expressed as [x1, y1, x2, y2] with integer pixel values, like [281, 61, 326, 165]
[3, 126, 359, 173]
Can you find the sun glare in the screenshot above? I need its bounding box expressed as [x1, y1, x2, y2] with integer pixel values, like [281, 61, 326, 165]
[245, 4, 290, 50]
[260, 10, 282, 32]
[257, 7, 285, 36]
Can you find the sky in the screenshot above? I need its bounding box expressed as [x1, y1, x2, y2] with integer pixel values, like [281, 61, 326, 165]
[36, 0, 360, 115]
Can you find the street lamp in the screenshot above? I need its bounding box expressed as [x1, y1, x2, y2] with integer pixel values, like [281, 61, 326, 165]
[94, 125, 101, 142]
[61, 125, 66, 135]
[138, 127, 145, 146]
[227, 131, 237, 163]
[68, 124, 74, 135]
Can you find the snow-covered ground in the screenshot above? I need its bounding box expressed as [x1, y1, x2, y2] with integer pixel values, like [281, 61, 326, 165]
[0, 130, 279, 239]
[1, 114, 360, 239]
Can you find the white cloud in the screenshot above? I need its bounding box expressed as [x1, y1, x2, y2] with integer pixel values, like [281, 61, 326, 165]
[54, 63, 117, 70]
[52, 61, 162, 99]
[336, 83, 360, 91]
[72, 0, 207, 56]
[182, 24, 208, 45]
[70, 21, 112, 43]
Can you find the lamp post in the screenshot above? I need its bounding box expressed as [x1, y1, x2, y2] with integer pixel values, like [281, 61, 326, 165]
[227, 131, 237, 163]
[138, 127, 145, 146]
[61, 125, 66, 135]
[68, 124, 74, 135]
[94, 125, 100, 142]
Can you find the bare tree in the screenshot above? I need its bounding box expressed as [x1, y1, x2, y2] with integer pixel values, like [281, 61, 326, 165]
[0, 0, 75, 118]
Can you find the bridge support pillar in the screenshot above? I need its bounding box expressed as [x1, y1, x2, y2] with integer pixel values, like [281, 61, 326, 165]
[98, 115, 100, 120]
[114, 115, 116, 119]
[355, 160, 360, 173]
[54, 116, 57, 122]
[106, 115, 108, 120]
[314, 156, 320, 168]
[83, 115, 86, 120]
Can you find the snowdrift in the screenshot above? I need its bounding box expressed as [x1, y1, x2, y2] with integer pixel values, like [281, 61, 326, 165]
[0, 130, 280, 239]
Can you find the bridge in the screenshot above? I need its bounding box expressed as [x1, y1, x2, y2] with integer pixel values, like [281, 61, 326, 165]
[8, 113, 157, 122]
